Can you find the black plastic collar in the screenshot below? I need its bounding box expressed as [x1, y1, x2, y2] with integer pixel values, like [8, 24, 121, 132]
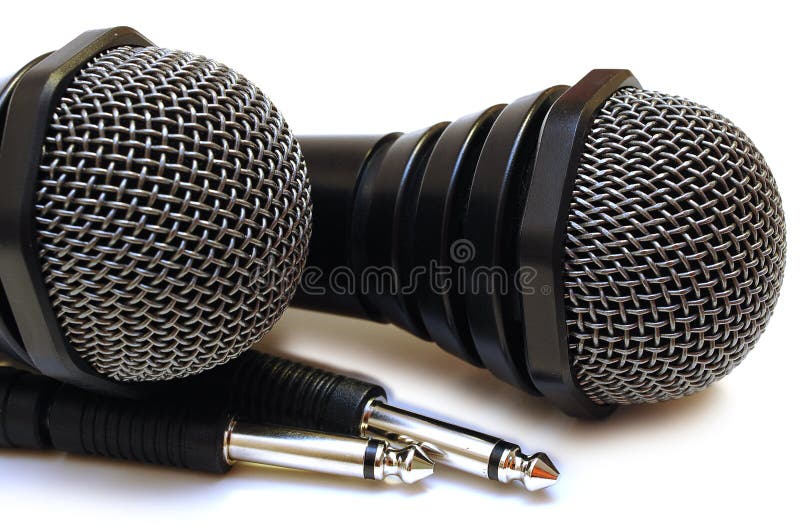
[519, 70, 641, 419]
[0, 27, 154, 395]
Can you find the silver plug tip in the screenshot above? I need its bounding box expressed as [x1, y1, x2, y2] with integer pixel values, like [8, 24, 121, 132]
[379, 444, 435, 484]
[498, 448, 559, 492]
[363, 402, 560, 491]
[227, 422, 435, 485]
[523, 452, 559, 491]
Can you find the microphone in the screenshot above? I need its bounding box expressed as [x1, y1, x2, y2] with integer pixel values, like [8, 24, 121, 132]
[0, 27, 312, 395]
[292, 70, 787, 418]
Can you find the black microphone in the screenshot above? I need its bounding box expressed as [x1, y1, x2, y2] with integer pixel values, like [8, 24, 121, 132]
[0, 27, 312, 395]
[292, 70, 787, 418]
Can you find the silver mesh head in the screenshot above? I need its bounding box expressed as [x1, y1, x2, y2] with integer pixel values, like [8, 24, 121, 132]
[35, 46, 311, 382]
[564, 88, 786, 405]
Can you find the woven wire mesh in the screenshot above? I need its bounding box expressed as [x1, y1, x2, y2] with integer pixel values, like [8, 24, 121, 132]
[564, 87, 786, 405]
[35, 46, 311, 382]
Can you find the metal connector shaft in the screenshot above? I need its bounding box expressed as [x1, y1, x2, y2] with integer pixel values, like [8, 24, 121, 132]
[361, 401, 558, 491]
[226, 421, 434, 484]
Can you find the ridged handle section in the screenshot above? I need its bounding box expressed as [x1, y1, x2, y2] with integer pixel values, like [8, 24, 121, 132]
[293, 86, 570, 393]
[182, 351, 385, 437]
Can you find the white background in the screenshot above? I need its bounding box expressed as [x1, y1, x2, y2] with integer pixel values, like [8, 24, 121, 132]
[1, 1, 798, 530]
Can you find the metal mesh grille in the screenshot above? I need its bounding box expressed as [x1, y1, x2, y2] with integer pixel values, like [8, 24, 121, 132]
[564, 88, 786, 405]
[35, 46, 311, 382]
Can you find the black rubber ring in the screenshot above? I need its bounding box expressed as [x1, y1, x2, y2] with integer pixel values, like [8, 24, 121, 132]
[488, 440, 511, 481]
[363, 439, 380, 480]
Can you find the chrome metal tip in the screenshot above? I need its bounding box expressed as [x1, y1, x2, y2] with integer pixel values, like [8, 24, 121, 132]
[523, 452, 559, 491]
[385, 445, 435, 484]
[498, 447, 560, 492]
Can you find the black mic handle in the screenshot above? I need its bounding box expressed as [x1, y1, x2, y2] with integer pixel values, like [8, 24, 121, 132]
[292, 86, 569, 389]
[0, 368, 231, 473]
[176, 350, 386, 438]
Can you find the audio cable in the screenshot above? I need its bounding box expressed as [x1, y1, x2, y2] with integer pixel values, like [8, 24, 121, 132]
[177, 350, 560, 492]
[0, 367, 434, 484]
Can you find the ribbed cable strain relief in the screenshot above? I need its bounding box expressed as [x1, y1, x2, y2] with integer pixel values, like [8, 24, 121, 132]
[0, 368, 58, 449]
[190, 351, 385, 436]
[48, 385, 231, 473]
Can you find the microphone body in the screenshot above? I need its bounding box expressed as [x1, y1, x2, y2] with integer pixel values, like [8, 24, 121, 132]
[293, 70, 786, 418]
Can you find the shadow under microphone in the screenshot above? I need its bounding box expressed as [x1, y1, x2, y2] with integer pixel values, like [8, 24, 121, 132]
[0, 27, 312, 395]
[292, 70, 787, 418]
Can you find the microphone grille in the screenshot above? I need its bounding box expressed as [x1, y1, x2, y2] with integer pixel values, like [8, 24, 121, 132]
[564, 87, 786, 405]
[35, 46, 311, 382]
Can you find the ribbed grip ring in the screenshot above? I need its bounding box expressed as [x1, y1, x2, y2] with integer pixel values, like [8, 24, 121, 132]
[182, 351, 384, 436]
[48, 385, 231, 473]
